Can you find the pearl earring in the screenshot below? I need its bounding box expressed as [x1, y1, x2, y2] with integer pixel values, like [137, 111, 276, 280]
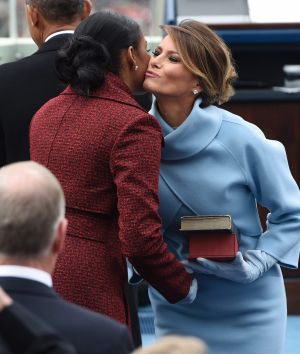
[192, 89, 199, 95]
[134, 65, 139, 71]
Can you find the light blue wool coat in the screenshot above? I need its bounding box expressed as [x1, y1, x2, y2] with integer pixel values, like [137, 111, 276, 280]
[148, 98, 300, 354]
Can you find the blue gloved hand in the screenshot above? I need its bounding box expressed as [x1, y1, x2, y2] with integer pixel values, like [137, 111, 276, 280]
[182, 250, 277, 284]
[176, 278, 198, 304]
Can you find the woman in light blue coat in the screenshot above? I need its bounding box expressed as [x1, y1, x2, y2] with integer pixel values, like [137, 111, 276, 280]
[142, 20, 300, 354]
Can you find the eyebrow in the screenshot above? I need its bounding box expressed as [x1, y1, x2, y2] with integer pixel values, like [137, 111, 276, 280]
[156, 46, 179, 55]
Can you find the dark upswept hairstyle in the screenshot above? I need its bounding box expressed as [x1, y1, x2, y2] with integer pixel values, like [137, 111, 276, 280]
[56, 10, 142, 96]
[25, 0, 85, 24]
[162, 20, 237, 106]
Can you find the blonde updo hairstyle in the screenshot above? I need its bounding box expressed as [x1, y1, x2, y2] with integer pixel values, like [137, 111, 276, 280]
[161, 20, 237, 107]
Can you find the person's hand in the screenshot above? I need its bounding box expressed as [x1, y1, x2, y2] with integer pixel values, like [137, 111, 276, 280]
[0, 287, 13, 311]
[175, 278, 198, 304]
[182, 250, 277, 284]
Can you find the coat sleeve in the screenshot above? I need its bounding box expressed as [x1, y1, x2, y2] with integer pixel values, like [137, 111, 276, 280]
[239, 126, 300, 268]
[110, 113, 192, 303]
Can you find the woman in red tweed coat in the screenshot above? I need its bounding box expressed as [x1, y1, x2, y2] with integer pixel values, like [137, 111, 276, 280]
[30, 12, 194, 326]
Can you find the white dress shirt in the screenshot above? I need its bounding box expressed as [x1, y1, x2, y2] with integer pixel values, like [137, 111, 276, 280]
[45, 30, 74, 42]
[0, 265, 52, 287]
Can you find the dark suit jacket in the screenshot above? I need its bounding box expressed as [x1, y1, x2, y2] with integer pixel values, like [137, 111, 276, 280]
[0, 301, 77, 354]
[0, 34, 69, 167]
[0, 34, 152, 167]
[0, 277, 133, 354]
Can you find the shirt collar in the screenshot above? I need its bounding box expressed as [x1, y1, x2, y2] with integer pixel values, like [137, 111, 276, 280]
[0, 265, 52, 287]
[45, 30, 74, 42]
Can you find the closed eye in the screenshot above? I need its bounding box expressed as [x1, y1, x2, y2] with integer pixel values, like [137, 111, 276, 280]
[152, 49, 160, 56]
[169, 55, 180, 63]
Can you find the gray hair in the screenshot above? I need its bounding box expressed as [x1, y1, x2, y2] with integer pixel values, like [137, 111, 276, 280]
[0, 161, 65, 259]
[25, 0, 85, 23]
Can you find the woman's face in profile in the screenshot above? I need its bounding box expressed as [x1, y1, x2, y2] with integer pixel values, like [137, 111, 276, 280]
[143, 35, 199, 99]
[133, 36, 151, 91]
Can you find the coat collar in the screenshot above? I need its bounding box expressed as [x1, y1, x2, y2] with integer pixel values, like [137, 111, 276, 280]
[0, 277, 58, 299]
[36, 33, 73, 54]
[62, 72, 145, 111]
[150, 98, 222, 160]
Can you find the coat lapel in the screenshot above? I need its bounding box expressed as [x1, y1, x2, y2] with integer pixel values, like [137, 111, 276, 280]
[158, 175, 183, 232]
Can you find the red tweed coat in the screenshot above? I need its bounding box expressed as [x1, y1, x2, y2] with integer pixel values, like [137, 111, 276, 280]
[30, 73, 192, 325]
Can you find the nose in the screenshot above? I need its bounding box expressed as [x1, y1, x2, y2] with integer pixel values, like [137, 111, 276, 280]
[150, 55, 161, 69]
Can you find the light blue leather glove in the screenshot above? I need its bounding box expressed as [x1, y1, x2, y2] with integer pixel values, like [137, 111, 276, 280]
[182, 250, 277, 284]
[176, 278, 198, 304]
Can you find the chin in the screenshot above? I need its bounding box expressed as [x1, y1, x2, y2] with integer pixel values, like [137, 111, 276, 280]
[143, 82, 155, 94]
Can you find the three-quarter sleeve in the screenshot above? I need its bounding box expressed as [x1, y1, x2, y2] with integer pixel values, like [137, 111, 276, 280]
[241, 129, 300, 268]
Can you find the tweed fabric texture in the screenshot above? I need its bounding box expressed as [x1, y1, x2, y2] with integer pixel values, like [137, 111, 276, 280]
[30, 73, 192, 325]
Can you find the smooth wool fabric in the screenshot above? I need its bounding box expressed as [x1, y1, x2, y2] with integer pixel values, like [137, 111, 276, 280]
[0, 34, 70, 167]
[29, 73, 192, 326]
[0, 277, 133, 354]
[148, 98, 300, 354]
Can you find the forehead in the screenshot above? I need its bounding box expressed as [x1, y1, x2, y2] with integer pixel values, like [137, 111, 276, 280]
[159, 35, 177, 51]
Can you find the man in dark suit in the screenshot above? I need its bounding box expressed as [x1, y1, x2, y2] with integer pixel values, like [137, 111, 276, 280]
[0, 161, 134, 354]
[0, 287, 77, 354]
[0, 0, 92, 167]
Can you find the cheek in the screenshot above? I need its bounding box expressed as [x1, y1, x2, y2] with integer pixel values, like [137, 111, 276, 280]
[138, 54, 150, 74]
[162, 69, 185, 85]
[141, 60, 149, 73]
[143, 53, 150, 64]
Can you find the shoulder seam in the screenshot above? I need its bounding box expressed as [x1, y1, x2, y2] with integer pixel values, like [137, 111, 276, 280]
[215, 139, 249, 185]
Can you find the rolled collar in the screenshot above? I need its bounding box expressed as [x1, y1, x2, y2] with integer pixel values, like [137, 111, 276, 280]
[150, 98, 222, 160]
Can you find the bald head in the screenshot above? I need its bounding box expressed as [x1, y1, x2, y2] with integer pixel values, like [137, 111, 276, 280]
[0, 161, 65, 260]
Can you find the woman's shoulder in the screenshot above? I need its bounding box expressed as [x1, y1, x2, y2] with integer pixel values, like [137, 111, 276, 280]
[214, 106, 286, 161]
[212, 106, 276, 151]
[216, 107, 265, 139]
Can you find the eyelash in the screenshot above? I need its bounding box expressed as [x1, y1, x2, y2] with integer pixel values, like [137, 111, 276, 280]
[152, 50, 180, 63]
[169, 56, 180, 62]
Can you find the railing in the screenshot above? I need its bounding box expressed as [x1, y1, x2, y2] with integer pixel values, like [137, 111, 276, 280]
[0, 36, 162, 65]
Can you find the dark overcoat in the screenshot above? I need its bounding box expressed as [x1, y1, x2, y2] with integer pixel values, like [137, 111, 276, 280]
[0, 34, 69, 166]
[0, 277, 133, 354]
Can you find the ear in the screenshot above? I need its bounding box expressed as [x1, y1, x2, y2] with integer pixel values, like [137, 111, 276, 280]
[126, 46, 138, 70]
[26, 5, 39, 27]
[193, 80, 203, 94]
[81, 0, 92, 19]
[52, 218, 68, 255]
